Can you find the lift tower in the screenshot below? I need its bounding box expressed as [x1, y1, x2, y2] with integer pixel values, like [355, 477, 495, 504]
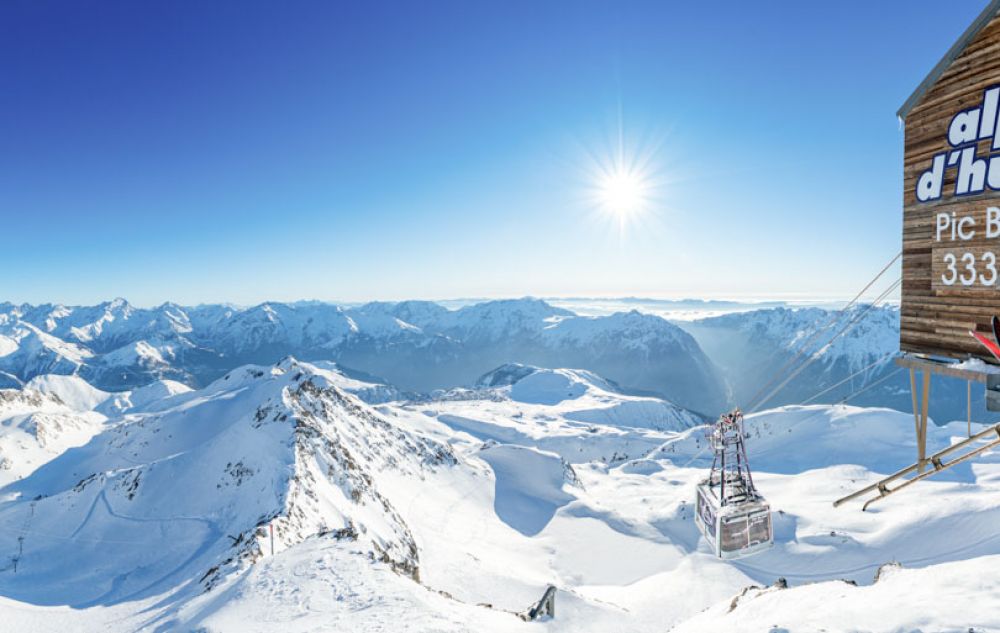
[695, 409, 773, 559]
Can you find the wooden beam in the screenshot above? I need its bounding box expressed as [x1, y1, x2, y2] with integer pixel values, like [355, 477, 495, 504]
[834, 423, 1000, 508]
[862, 427, 1000, 511]
[895, 354, 993, 383]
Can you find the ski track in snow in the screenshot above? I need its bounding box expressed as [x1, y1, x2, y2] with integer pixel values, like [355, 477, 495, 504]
[70, 489, 222, 608]
[0, 361, 997, 632]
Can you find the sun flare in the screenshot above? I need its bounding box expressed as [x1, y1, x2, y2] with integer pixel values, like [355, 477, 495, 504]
[580, 122, 665, 234]
[598, 167, 649, 218]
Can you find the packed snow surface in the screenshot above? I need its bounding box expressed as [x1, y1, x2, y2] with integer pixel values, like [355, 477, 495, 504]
[0, 362, 996, 632]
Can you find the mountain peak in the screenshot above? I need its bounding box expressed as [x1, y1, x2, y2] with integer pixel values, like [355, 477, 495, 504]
[103, 297, 133, 312]
[2, 358, 458, 603]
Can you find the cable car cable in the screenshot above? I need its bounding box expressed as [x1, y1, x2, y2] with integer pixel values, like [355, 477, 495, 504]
[672, 357, 905, 469]
[743, 251, 901, 412]
[749, 275, 901, 413]
[799, 351, 900, 406]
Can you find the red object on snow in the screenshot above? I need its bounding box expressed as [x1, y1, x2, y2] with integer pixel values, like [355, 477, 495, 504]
[971, 328, 1000, 361]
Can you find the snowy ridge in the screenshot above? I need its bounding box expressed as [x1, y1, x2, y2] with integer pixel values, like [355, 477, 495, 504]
[468, 363, 703, 431]
[675, 305, 967, 419]
[0, 323, 93, 378]
[689, 305, 899, 372]
[0, 359, 458, 610]
[0, 298, 728, 414]
[0, 366, 997, 630]
[0, 384, 111, 486]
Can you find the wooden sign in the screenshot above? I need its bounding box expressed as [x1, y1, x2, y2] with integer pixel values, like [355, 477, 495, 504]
[901, 1, 1000, 361]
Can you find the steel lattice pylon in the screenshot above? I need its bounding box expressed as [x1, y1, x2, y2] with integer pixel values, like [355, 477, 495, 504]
[707, 408, 760, 507]
[695, 408, 773, 559]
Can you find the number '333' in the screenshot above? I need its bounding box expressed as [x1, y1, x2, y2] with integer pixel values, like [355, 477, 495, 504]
[941, 252, 998, 286]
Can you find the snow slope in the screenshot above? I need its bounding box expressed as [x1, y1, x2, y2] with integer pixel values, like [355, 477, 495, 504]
[0, 384, 110, 487]
[0, 364, 998, 632]
[0, 359, 457, 611]
[475, 363, 703, 431]
[672, 555, 999, 633]
[417, 364, 701, 465]
[24, 374, 116, 412]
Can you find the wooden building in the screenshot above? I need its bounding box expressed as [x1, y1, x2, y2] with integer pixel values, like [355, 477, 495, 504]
[838, 0, 1000, 510]
[901, 0, 1000, 361]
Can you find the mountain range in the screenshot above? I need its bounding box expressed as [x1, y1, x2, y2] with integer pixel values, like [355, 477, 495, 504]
[6, 297, 969, 421]
[0, 298, 726, 415]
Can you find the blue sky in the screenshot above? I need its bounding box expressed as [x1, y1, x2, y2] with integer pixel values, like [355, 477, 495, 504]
[0, 1, 986, 306]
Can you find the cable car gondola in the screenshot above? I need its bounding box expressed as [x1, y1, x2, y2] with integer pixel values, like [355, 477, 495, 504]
[694, 409, 773, 559]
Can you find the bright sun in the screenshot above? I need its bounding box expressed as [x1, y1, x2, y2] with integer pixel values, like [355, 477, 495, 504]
[598, 168, 648, 218]
[581, 124, 662, 233]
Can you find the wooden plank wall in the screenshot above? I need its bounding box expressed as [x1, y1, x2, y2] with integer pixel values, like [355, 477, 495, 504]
[902, 12, 1000, 361]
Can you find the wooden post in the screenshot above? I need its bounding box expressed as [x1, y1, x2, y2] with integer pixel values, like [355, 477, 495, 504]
[896, 355, 998, 475]
[968, 380, 972, 438]
[918, 370, 930, 473]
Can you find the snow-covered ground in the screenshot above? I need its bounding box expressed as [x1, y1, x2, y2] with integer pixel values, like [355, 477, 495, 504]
[0, 361, 997, 632]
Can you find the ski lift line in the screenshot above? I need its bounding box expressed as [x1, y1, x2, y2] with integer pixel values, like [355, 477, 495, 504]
[799, 352, 901, 406]
[742, 251, 902, 413]
[748, 275, 902, 413]
[748, 275, 902, 414]
[675, 366, 905, 470]
[744, 253, 901, 412]
[748, 282, 899, 417]
[753, 367, 907, 454]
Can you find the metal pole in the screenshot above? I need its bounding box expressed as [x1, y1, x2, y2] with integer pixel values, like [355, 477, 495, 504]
[719, 442, 726, 505]
[270, 523, 274, 556]
[968, 380, 972, 438]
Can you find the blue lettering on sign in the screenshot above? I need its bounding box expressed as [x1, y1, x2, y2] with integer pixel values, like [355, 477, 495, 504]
[916, 85, 1000, 202]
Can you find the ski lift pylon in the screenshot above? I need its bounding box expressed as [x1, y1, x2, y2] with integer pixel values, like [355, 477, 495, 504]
[694, 408, 773, 559]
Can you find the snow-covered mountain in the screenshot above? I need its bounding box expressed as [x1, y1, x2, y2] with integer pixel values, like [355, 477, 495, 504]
[0, 323, 93, 379]
[2, 366, 997, 631]
[0, 298, 727, 415]
[419, 363, 702, 464]
[0, 375, 198, 488]
[7, 296, 985, 428]
[0, 361, 997, 632]
[472, 363, 702, 430]
[681, 305, 935, 415]
[0, 359, 457, 611]
[336, 300, 727, 413]
[682, 304, 991, 423]
[0, 378, 110, 487]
